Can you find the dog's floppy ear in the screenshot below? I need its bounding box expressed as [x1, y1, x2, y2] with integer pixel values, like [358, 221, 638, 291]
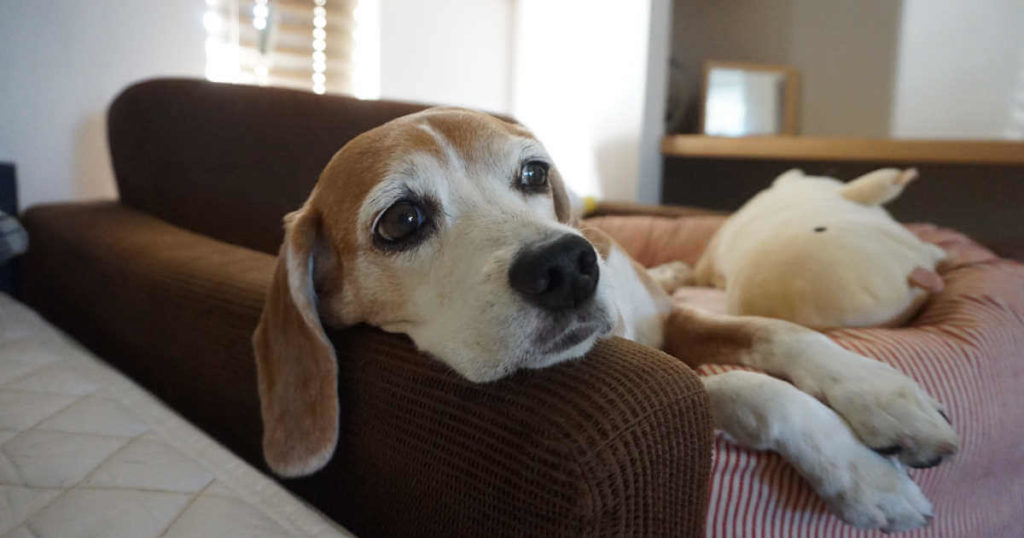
[840, 168, 918, 206]
[252, 206, 339, 477]
[549, 169, 574, 224]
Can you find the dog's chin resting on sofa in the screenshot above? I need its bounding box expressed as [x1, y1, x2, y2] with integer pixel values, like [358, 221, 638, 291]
[681, 168, 946, 328]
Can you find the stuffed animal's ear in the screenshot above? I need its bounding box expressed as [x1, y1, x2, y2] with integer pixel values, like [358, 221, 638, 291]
[252, 207, 339, 477]
[772, 168, 805, 185]
[840, 168, 918, 206]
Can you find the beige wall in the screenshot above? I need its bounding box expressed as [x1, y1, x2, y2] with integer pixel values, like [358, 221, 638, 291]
[669, 0, 903, 137]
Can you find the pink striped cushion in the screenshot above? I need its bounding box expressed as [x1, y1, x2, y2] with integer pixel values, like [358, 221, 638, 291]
[696, 225, 1024, 537]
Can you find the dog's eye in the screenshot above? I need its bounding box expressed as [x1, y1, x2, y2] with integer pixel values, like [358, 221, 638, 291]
[518, 161, 549, 192]
[375, 201, 425, 243]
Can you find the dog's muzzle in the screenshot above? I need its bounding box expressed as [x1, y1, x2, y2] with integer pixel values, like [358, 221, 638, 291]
[508, 234, 599, 311]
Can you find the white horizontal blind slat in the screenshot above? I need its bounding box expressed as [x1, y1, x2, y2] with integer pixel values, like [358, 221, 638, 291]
[205, 0, 356, 95]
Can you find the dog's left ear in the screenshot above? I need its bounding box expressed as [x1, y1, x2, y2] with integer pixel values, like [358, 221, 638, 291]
[252, 206, 339, 477]
[549, 169, 575, 224]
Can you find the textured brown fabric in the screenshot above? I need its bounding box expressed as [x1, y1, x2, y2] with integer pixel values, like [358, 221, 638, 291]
[21, 202, 271, 463]
[21, 201, 713, 537]
[309, 328, 712, 538]
[108, 79, 431, 255]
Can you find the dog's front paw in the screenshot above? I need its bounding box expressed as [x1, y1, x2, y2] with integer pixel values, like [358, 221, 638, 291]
[822, 355, 959, 469]
[819, 447, 933, 532]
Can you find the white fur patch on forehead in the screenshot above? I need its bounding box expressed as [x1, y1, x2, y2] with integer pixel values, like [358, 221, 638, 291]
[416, 121, 466, 174]
[417, 117, 551, 172]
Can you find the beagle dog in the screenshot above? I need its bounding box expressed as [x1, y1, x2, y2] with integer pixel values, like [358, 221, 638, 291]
[253, 108, 958, 532]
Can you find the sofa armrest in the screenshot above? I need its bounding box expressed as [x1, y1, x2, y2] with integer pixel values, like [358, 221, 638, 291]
[21, 201, 712, 537]
[316, 328, 712, 537]
[21, 201, 272, 460]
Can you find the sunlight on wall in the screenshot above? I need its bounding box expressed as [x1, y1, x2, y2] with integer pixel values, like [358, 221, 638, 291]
[203, 0, 366, 95]
[513, 0, 652, 200]
[311, 0, 328, 94]
[203, 2, 241, 83]
[351, 0, 380, 99]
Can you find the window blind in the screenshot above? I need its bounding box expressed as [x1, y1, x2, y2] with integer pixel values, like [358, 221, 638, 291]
[205, 0, 356, 95]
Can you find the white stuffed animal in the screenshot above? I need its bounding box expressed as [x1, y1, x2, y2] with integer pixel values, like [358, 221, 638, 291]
[691, 168, 947, 329]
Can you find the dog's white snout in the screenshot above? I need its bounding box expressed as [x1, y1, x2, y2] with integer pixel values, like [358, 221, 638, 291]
[508, 234, 599, 312]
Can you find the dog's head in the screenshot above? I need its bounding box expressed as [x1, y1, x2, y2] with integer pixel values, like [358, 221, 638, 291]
[253, 108, 617, 476]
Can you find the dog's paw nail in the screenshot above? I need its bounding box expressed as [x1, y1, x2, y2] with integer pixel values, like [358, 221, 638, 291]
[873, 445, 902, 456]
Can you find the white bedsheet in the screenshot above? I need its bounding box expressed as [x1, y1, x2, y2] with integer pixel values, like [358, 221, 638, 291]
[0, 293, 354, 538]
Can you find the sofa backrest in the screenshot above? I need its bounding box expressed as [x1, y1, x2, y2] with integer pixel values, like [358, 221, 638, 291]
[108, 78, 429, 254]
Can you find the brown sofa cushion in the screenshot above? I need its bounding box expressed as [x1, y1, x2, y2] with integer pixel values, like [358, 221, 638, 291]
[108, 79, 430, 255]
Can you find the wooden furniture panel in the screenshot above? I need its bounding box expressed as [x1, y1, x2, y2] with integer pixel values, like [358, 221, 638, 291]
[660, 136, 1024, 260]
[662, 135, 1024, 165]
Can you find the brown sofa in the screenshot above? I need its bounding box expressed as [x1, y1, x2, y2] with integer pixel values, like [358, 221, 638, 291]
[20, 79, 713, 537]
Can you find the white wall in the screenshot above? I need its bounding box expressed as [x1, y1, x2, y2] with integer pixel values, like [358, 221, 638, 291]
[2, 0, 662, 209]
[0, 0, 206, 211]
[377, 0, 512, 113]
[891, 0, 1024, 139]
[513, 0, 664, 202]
[376, 0, 664, 202]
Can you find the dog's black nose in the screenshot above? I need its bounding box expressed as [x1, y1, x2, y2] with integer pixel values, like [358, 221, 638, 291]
[509, 234, 599, 311]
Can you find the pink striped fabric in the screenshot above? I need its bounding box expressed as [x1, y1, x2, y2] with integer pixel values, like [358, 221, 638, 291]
[695, 225, 1024, 537]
